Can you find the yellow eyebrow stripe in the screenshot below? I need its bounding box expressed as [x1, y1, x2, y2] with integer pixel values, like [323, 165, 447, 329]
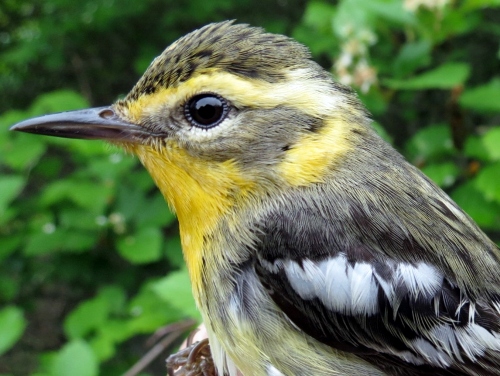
[121, 68, 345, 123]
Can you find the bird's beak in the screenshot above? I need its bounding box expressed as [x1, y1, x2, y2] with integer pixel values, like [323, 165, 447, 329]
[10, 106, 153, 143]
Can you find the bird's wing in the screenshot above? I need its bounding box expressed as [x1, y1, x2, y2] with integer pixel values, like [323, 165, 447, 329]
[254, 184, 500, 376]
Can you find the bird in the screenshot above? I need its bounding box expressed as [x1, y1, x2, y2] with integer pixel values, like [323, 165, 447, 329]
[11, 21, 500, 376]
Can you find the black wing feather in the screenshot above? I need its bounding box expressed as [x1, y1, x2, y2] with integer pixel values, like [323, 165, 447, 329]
[254, 176, 500, 376]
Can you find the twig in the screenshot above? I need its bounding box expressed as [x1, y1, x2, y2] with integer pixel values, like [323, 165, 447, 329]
[122, 318, 198, 376]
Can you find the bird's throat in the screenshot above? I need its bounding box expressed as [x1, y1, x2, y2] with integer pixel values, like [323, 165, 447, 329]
[129, 141, 255, 299]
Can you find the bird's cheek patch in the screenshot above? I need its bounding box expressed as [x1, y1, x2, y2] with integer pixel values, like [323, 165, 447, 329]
[277, 119, 353, 186]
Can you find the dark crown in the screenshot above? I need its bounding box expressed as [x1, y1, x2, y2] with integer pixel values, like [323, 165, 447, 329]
[125, 21, 312, 101]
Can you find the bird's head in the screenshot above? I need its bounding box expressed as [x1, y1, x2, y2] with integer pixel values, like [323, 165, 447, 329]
[11, 21, 371, 281]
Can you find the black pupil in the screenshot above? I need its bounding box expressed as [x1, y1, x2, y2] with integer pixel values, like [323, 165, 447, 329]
[189, 95, 224, 127]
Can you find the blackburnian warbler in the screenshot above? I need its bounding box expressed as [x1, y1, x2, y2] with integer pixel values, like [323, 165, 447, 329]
[11, 21, 500, 376]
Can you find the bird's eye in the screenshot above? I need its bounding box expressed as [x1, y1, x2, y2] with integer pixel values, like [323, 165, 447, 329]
[185, 93, 228, 129]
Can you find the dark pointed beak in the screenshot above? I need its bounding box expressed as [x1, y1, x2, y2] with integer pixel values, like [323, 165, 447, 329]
[10, 106, 155, 143]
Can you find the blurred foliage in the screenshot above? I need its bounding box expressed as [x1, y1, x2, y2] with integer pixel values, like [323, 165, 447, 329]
[0, 0, 499, 375]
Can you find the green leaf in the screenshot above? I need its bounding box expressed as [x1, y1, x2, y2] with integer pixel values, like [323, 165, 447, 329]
[405, 124, 455, 162]
[474, 162, 500, 204]
[89, 332, 116, 361]
[23, 231, 65, 256]
[452, 182, 500, 229]
[362, 0, 416, 25]
[36, 350, 58, 376]
[421, 162, 460, 188]
[482, 127, 500, 161]
[86, 153, 137, 180]
[165, 236, 184, 269]
[302, 1, 336, 30]
[65, 139, 110, 158]
[358, 89, 388, 116]
[64, 297, 109, 340]
[135, 193, 175, 229]
[0, 235, 22, 262]
[40, 179, 110, 213]
[35, 156, 64, 179]
[0, 275, 20, 301]
[1, 133, 47, 171]
[86, 320, 133, 362]
[0, 306, 26, 356]
[333, 0, 371, 35]
[392, 40, 432, 77]
[98, 285, 126, 315]
[384, 63, 470, 89]
[61, 231, 98, 252]
[460, 78, 500, 112]
[40, 137, 110, 158]
[115, 185, 146, 220]
[29, 90, 88, 116]
[0, 176, 25, 217]
[464, 135, 491, 161]
[462, 0, 500, 11]
[127, 283, 181, 332]
[64, 286, 125, 341]
[333, 0, 415, 40]
[96, 320, 131, 343]
[59, 209, 103, 231]
[151, 268, 200, 320]
[117, 227, 162, 264]
[52, 340, 97, 376]
[23, 229, 96, 256]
